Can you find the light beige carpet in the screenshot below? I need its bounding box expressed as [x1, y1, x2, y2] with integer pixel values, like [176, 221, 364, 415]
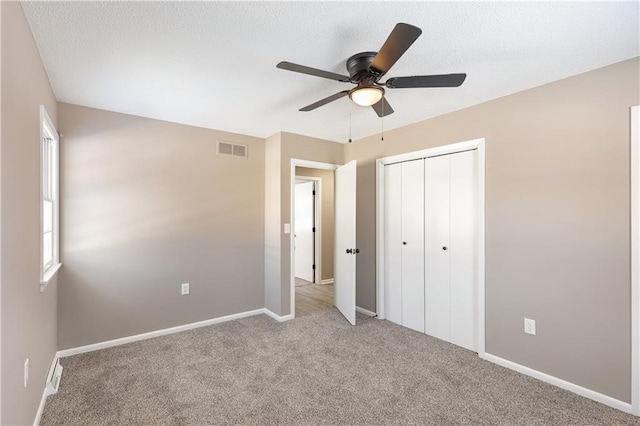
[41, 309, 638, 425]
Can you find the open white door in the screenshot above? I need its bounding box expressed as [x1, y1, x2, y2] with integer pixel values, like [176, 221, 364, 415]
[334, 160, 357, 325]
[294, 181, 315, 282]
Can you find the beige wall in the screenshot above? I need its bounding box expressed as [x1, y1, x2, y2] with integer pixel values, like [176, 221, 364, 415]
[295, 167, 335, 282]
[345, 58, 640, 403]
[264, 132, 282, 313]
[1, 3, 59, 424]
[57, 103, 265, 349]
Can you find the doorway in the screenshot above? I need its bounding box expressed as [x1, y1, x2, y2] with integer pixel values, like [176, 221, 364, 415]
[294, 168, 334, 317]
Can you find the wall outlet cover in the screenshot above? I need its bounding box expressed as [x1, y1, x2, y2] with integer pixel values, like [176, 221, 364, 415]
[524, 318, 536, 335]
[24, 358, 29, 387]
[181, 283, 190, 295]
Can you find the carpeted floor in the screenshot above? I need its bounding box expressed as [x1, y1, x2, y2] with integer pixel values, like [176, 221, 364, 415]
[41, 309, 639, 425]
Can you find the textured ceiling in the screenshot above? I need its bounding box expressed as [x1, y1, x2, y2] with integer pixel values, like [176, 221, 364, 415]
[22, 1, 639, 143]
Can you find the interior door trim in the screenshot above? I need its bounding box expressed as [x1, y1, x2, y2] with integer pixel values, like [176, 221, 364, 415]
[290, 159, 339, 320]
[630, 105, 639, 416]
[375, 137, 486, 357]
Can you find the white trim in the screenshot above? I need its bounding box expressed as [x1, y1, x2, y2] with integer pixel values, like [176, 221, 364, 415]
[375, 137, 486, 357]
[483, 353, 632, 414]
[57, 309, 267, 357]
[39, 105, 60, 290]
[356, 306, 377, 317]
[40, 262, 61, 291]
[290, 159, 340, 319]
[33, 385, 48, 426]
[320, 278, 334, 285]
[477, 139, 486, 357]
[295, 175, 322, 285]
[263, 309, 294, 322]
[33, 355, 59, 426]
[631, 104, 640, 416]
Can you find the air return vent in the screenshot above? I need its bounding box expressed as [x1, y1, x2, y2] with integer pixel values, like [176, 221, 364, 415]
[217, 141, 247, 159]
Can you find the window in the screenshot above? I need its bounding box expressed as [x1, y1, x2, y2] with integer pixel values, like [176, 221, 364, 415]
[40, 106, 60, 289]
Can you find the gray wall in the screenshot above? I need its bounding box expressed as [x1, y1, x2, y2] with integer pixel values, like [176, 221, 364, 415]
[1, 3, 59, 424]
[344, 58, 640, 403]
[57, 103, 265, 349]
[295, 167, 335, 282]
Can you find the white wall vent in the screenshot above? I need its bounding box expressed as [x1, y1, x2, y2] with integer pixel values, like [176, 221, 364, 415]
[217, 141, 247, 159]
[45, 358, 63, 396]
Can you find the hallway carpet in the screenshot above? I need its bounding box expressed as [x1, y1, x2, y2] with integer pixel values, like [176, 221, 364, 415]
[41, 309, 638, 425]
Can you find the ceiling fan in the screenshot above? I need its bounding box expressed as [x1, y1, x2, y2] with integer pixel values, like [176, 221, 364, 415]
[276, 23, 467, 117]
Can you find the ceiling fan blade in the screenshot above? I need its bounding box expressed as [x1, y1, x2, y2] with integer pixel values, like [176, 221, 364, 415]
[300, 90, 350, 112]
[371, 96, 394, 117]
[277, 61, 350, 82]
[386, 74, 467, 88]
[370, 23, 422, 75]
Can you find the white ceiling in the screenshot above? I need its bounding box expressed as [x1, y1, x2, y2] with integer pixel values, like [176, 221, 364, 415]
[22, 1, 639, 143]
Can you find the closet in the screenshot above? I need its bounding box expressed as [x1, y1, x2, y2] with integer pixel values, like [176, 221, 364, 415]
[383, 150, 478, 352]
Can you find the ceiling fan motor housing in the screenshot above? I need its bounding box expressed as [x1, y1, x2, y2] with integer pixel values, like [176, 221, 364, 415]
[346, 51, 381, 84]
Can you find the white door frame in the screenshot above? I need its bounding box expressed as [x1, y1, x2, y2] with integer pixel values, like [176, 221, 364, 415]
[375, 137, 486, 357]
[294, 176, 322, 284]
[631, 105, 639, 416]
[290, 159, 339, 319]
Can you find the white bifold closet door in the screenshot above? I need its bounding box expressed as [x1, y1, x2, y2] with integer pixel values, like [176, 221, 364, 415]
[425, 150, 477, 351]
[384, 160, 425, 333]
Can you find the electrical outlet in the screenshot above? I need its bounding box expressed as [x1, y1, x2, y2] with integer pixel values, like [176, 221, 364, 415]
[181, 283, 190, 296]
[524, 318, 536, 335]
[24, 358, 29, 388]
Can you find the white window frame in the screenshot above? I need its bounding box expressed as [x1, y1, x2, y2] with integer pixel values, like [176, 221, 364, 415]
[40, 106, 61, 290]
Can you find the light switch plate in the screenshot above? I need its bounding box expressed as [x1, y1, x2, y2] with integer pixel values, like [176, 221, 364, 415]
[284, 223, 291, 234]
[181, 283, 190, 296]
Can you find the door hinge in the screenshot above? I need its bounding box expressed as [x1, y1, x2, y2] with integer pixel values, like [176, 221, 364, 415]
[312, 190, 316, 195]
[312, 264, 316, 270]
[312, 227, 316, 232]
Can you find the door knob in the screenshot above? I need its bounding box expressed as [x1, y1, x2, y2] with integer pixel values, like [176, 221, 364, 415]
[346, 248, 353, 254]
[402, 241, 407, 245]
[354, 248, 360, 254]
[442, 246, 448, 251]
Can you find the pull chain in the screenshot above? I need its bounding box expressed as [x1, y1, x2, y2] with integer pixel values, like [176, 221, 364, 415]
[381, 100, 385, 141]
[349, 111, 352, 143]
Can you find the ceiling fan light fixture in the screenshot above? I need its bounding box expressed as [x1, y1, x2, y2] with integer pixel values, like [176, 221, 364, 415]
[349, 86, 384, 107]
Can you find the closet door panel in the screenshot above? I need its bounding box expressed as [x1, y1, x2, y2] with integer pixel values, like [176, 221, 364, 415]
[384, 163, 403, 325]
[401, 160, 425, 333]
[449, 150, 478, 351]
[424, 155, 451, 342]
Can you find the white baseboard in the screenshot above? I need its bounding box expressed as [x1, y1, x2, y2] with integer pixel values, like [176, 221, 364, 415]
[57, 308, 266, 358]
[33, 355, 59, 426]
[33, 386, 47, 426]
[356, 306, 377, 317]
[264, 309, 293, 322]
[482, 353, 632, 414]
[320, 278, 334, 285]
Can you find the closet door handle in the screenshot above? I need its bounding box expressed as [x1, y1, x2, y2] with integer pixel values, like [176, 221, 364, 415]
[442, 246, 448, 251]
[402, 241, 407, 245]
[346, 248, 353, 254]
